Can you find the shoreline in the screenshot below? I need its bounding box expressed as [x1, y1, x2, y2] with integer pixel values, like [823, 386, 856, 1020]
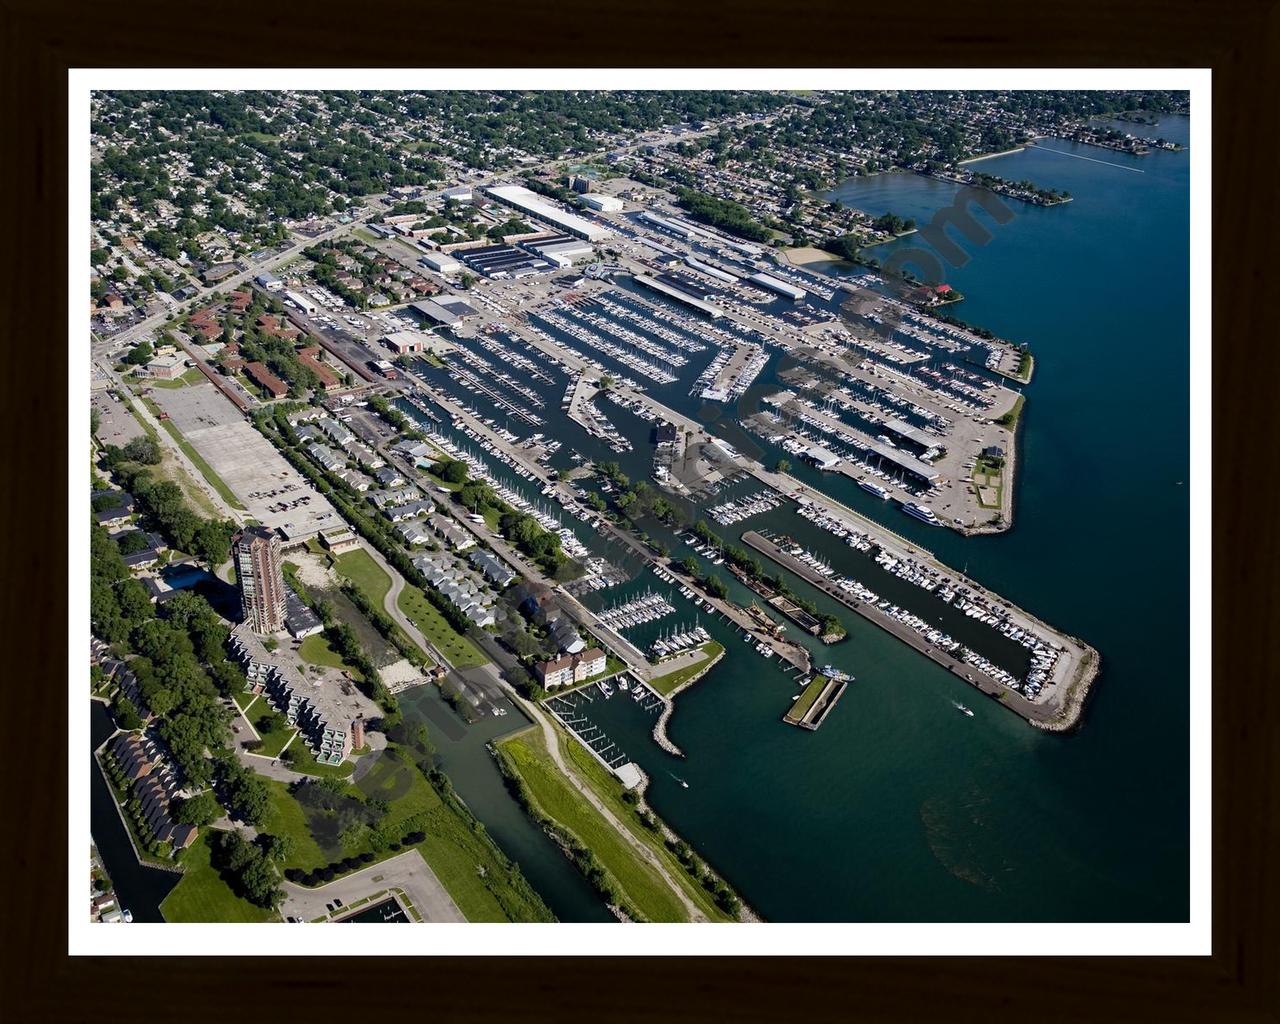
[651, 647, 726, 757]
[958, 145, 1028, 165]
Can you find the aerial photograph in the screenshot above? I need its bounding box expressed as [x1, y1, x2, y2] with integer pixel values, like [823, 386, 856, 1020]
[85, 86, 1192, 928]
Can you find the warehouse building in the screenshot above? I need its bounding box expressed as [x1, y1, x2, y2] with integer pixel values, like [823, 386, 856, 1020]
[484, 184, 613, 242]
[284, 289, 317, 315]
[382, 330, 433, 355]
[523, 233, 595, 267]
[748, 272, 807, 301]
[631, 273, 725, 319]
[457, 242, 551, 279]
[418, 250, 463, 275]
[581, 193, 623, 212]
[685, 255, 740, 284]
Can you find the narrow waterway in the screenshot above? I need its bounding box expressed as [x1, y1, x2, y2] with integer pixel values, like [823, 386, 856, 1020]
[89, 702, 179, 923]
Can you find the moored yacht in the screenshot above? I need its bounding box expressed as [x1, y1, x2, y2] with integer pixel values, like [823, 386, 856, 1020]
[902, 502, 942, 526]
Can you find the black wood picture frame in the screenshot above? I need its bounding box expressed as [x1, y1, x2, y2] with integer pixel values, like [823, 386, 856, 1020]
[3, 1, 1274, 1020]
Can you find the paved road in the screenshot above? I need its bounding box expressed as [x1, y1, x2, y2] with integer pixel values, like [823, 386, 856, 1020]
[358, 539, 442, 667]
[280, 848, 465, 923]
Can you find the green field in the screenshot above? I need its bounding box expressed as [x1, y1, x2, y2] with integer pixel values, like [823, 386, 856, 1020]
[498, 730, 689, 922]
[333, 548, 392, 605]
[396, 586, 487, 669]
[260, 779, 328, 868]
[298, 634, 347, 669]
[244, 700, 296, 759]
[160, 831, 278, 923]
[649, 642, 724, 697]
[148, 367, 206, 389]
[784, 674, 830, 724]
[266, 745, 552, 922]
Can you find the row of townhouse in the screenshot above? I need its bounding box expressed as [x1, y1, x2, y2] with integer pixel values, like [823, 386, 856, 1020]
[108, 733, 198, 850]
[412, 553, 496, 628]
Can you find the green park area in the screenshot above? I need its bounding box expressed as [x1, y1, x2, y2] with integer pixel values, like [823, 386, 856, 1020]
[148, 367, 206, 389]
[972, 455, 1005, 511]
[160, 832, 278, 923]
[272, 743, 552, 922]
[298, 634, 348, 670]
[498, 729, 690, 922]
[396, 586, 487, 669]
[242, 699, 295, 759]
[649, 641, 724, 697]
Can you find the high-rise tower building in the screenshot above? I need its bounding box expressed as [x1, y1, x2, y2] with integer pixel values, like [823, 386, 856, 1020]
[233, 526, 286, 634]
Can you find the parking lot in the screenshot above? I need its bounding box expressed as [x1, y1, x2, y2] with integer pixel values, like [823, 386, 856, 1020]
[91, 388, 146, 447]
[147, 379, 243, 434]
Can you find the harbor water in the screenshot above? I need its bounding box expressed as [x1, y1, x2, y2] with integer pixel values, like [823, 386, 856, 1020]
[458, 115, 1192, 922]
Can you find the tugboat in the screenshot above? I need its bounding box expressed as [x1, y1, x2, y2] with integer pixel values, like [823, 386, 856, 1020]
[952, 701, 974, 717]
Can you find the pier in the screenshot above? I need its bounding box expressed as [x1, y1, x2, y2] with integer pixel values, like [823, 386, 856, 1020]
[741, 530, 1092, 728]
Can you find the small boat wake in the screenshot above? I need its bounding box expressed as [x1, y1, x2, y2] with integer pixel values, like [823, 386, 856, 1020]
[669, 772, 690, 789]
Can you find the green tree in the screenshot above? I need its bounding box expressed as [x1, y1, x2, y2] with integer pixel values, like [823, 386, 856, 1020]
[173, 791, 221, 827]
[124, 341, 153, 366]
[122, 435, 161, 465]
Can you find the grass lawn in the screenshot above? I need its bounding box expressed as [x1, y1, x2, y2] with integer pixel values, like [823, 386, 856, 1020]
[148, 367, 206, 389]
[246, 701, 296, 759]
[498, 730, 689, 922]
[142, 397, 247, 510]
[160, 831, 278, 923]
[333, 548, 392, 605]
[298, 634, 347, 669]
[972, 459, 1004, 510]
[649, 642, 724, 697]
[396, 586, 487, 669]
[286, 740, 357, 780]
[278, 745, 553, 922]
[233, 691, 257, 713]
[259, 780, 328, 868]
[784, 674, 830, 724]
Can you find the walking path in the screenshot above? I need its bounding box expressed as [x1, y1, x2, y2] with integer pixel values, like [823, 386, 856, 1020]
[502, 685, 707, 922]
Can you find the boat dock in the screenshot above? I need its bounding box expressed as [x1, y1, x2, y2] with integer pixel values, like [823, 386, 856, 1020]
[741, 530, 1064, 727]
